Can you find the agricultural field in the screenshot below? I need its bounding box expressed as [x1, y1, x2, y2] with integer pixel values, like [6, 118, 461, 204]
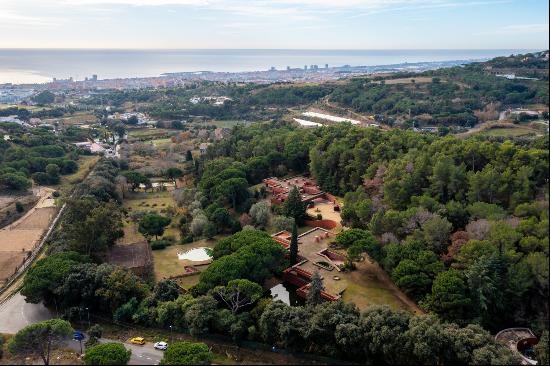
[0, 188, 57, 286]
[196, 119, 251, 128]
[123, 191, 182, 236]
[127, 128, 176, 142]
[48, 111, 97, 126]
[480, 125, 539, 138]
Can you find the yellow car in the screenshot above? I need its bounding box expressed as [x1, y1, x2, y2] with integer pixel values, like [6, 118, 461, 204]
[130, 337, 146, 345]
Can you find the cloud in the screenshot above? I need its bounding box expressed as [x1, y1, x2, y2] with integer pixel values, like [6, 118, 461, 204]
[0, 9, 63, 27]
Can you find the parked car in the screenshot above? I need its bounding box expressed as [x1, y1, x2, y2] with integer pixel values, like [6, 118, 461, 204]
[154, 341, 168, 351]
[130, 337, 146, 345]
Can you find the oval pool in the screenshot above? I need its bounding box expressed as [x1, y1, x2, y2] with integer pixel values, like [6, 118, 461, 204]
[177, 247, 213, 262]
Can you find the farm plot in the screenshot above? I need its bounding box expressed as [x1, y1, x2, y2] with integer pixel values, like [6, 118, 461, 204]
[0, 189, 57, 286]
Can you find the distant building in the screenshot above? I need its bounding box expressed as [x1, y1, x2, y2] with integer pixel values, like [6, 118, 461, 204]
[0, 115, 31, 128]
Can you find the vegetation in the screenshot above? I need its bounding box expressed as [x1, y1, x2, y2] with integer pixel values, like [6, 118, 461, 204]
[138, 213, 172, 239]
[14, 52, 549, 365]
[83, 343, 131, 365]
[8, 319, 73, 366]
[159, 341, 213, 365]
[0, 123, 81, 191]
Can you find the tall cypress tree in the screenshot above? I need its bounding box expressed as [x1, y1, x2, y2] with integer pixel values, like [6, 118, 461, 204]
[290, 220, 298, 265]
[282, 186, 307, 225]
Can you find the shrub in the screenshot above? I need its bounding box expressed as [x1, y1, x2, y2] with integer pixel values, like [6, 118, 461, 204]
[83, 342, 131, 365]
[181, 235, 194, 244]
[159, 341, 213, 365]
[151, 239, 172, 250]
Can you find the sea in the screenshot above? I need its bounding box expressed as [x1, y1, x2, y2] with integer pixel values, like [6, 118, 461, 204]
[0, 48, 538, 84]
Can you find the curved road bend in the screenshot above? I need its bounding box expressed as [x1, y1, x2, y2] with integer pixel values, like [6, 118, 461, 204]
[0, 292, 53, 334]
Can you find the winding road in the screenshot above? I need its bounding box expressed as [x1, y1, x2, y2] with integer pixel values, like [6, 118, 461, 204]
[0, 292, 53, 334]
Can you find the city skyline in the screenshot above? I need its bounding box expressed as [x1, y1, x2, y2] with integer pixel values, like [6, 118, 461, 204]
[0, 0, 548, 50]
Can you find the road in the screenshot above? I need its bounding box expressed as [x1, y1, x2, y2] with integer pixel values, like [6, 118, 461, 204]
[66, 335, 164, 365]
[0, 293, 162, 365]
[0, 292, 53, 334]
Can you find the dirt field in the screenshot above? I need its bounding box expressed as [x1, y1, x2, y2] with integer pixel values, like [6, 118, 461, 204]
[0, 252, 28, 284]
[372, 76, 433, 85]
[0, 188, 57, 286]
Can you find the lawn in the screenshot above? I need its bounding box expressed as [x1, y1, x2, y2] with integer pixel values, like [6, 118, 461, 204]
[342, 281, 408, 311]
[152, 238, 221, 283]
[340, 258, 423, 314]
[123, 191, 176, 213]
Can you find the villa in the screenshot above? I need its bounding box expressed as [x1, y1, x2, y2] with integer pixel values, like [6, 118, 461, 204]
[272, 227, 346, 302]
[262, 176, 339, 209]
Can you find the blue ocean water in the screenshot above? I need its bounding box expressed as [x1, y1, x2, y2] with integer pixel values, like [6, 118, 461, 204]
[0, 48, 537, 84]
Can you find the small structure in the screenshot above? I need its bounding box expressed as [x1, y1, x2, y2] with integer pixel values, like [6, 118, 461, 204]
[495, 328, 539, 365]
[107, 241, 153, 278]
[263, 176, 337, 205]
[199, 142, 211, 154]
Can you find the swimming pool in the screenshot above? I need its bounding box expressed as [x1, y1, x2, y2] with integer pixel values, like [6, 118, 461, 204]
[177, 247, 213, 262]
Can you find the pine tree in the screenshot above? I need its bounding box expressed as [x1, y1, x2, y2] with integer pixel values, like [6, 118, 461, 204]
[282, 186, 307, 224]
[290, 220, 298, 264]
[186, 150, 193, 161]
[307, 271, 324, 306]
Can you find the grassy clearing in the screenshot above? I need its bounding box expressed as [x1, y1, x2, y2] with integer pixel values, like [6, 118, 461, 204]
[372, 76, 433, 85]
[54, 112, 97, 125]
[57, 155, 100, 195]
[341, 281, 408, 311]
[119, 220, 146, 244]
[0, 103, 51, 111]
[128, 128, 175, 141]
[481, 126, 537, 137]
[123, 191, 175, 213]
[152, 238, 220, 281]
[197, 120, 250, 128]
[151, 137, 173, 146]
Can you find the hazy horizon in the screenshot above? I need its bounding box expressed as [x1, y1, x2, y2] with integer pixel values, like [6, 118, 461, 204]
[0, 48, 535, 84]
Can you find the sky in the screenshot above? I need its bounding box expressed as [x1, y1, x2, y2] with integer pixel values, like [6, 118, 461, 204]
[0, 0, 548, 49]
